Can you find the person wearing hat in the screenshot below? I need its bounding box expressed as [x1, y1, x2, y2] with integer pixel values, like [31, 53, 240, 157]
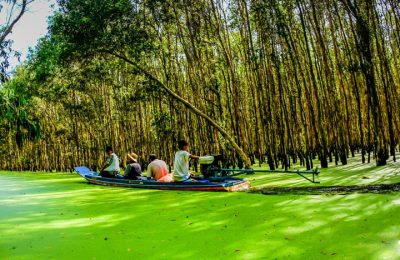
[125, 152, 142, 179]
[147, 154, 172, 182]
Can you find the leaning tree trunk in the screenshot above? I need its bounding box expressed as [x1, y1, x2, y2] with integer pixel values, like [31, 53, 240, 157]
[111, 53, 252, 169]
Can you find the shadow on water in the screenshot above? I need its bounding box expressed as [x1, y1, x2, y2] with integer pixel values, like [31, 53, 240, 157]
[0, 171, 399, 259]
[252, 183, 400, 195]
[245, 153, 400, 189]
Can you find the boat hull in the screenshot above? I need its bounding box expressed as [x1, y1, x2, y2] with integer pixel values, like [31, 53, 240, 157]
[75, 166, 249, 192]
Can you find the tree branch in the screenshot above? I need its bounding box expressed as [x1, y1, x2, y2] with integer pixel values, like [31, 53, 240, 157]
[108, 51, 252, 168]
[0, 0, 29, 45]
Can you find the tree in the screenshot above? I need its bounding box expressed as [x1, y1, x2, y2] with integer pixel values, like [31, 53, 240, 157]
[0, 0, 31, 82]
[0, 0, 399, 171]
[49, 0, 252, 168]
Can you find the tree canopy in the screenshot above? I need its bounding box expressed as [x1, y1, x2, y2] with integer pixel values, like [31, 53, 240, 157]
[0, 0, 399, 171]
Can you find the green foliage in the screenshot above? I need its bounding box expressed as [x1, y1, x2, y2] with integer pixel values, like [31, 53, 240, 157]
[145, 0, 175, 24]
[152, 112, 173, 136]
[0, 68, 41, 148]
[27, 37, 65, 83]
[51, 0, 154, 63]
[1, 0, 400, 170]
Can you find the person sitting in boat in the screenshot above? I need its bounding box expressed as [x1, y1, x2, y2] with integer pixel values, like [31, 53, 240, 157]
[173, 140, 200, 181]
[100, 146, 120, 178]
[125, 152, 142, 180]
[147, 154, 173, 182]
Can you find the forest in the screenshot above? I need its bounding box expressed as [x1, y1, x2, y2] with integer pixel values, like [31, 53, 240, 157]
[0, 0, 399, 172]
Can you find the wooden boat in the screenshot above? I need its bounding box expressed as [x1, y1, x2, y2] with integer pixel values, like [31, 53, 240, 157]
[74, 166, 250, 192]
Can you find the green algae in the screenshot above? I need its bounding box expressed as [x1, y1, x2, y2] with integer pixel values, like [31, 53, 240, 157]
[1, 159, 400, 259]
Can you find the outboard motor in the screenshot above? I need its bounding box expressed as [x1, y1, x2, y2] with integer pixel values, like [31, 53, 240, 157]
[199, 154, 223, 178]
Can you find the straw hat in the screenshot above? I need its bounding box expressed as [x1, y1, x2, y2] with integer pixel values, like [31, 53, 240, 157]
[127, 152, 138, 163]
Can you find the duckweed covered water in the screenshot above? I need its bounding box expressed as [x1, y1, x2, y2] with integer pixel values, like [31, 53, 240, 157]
[1, 159, 400, 259]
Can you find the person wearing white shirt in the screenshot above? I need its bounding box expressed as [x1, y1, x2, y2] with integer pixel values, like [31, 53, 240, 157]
[100, 146, 120, 178]
[173, 140, 200, 181]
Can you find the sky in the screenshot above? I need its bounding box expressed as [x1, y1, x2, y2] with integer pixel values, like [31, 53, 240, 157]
[2, 0, 57, 70]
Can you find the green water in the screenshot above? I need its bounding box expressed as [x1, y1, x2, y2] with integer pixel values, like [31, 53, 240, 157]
[1, 167, 399, 259]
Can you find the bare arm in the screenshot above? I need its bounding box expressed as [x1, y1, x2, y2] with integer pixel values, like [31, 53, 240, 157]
[100, 164, 108, 172]
[189, 154, 200, 160]
[101, 156, 112, 171]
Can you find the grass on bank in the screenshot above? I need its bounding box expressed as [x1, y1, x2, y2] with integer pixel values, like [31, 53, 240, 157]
[247, 152, 400, 188]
